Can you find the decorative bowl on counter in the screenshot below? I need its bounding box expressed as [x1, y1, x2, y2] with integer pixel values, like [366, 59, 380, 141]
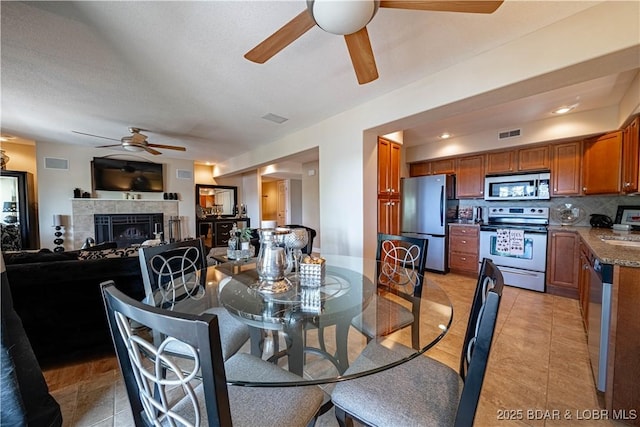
[551, 203, 586, 225]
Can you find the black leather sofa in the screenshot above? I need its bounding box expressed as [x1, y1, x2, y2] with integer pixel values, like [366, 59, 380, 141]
[3, 248, 145, 367]
[1, 256, 62, 427]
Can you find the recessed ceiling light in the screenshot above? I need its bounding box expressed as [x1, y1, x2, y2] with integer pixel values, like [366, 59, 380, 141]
[262, 113, 288, 124]
[552, 103, 579, 115]
[439, 132, 451, 139]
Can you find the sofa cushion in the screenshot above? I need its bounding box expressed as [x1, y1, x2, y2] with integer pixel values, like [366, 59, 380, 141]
[2, 249, 78, 265]
[77, 246, 139, 260]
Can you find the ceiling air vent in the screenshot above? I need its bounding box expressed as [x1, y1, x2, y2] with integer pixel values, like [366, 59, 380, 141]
[498, 129, 521, 139]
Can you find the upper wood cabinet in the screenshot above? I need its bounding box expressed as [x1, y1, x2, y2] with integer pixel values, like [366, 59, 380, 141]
[551, 140, 582, 196]
[456, 155, 485, 198]
[622, 116, 639, 194]
[378, 137, 401, 197]
[487, 146, 550, 175]
[486, 150, 515, 174]
[582, 131, 623, 195]
[518, 145, 550, 171]
[430, 158, 456, 175]
[409, 158, 455, 177]
[409, 162, 429, 177]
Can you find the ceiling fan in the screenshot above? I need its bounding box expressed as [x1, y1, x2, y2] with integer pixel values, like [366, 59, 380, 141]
[72, 127, 186, 155]
[245, 0, 504, 85]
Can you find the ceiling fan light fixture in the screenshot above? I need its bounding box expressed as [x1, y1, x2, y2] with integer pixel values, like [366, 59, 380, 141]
[122, 142, 144, 152]
[308, 0, 378, 35]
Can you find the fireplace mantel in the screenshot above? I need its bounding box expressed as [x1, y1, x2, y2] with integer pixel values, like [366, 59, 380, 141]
[71, 199, 179, 249]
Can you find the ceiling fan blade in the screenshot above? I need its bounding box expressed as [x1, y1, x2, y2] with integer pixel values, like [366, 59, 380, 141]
[95, 143, 124, 149]
[72, 130, 120, 142]
[244, 9, 316, 63]
[344, 27, 378, 85]
[148, 143, 186, 152]
[143, 146, 162, 155]
[379, 1, 503, 13]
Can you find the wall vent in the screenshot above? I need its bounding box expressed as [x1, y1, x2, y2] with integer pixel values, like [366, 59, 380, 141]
[44, 157, 69, 170]
[176, 169, 192, 180]
[498, 129, 521, 139]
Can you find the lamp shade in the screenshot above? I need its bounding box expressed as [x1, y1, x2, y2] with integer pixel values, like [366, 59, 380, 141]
[309, 0, 377, 35]
[53, 214, 63, 227]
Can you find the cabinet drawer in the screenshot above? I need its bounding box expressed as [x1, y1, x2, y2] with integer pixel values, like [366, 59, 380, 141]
[449, 252, 479, 273]
[214, 222, 234, 246]
[449, 235, 479, 254]
[449, 225, 479, 238]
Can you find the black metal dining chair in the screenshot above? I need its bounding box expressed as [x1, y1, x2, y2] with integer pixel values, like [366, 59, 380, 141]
[350, 233, 429, 350]
[138, 238, 249, 360]
[101, 281, 325, 427]
[331, 257, 504, 427]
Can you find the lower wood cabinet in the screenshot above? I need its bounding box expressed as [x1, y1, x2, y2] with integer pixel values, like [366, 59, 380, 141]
[578, 241, 591, 329]
[448, 224, 479, 275]
[378, 197, 400, 235]
[546, 229, 579, 299]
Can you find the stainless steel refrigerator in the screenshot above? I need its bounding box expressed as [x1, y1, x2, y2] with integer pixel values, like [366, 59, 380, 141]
[401, 174, 458, 273]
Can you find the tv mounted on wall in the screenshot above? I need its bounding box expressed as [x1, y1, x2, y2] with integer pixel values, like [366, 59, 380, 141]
[91, 157, 164, 192]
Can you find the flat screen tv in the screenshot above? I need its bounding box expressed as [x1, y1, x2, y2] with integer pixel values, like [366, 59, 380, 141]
[91, 158, 164, 192]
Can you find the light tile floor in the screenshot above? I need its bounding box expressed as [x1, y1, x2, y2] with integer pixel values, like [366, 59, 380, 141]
[43, 272, 626, 426]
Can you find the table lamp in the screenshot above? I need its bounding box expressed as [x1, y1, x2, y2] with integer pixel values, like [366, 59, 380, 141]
[53, 214, 65, 252]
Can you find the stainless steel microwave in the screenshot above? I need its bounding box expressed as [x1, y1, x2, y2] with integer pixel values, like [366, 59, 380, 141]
[484, 172, 550, 201]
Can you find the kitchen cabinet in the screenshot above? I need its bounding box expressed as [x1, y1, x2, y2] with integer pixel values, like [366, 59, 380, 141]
[546, 229, 579, 299]
[622, 116, 639, 194]
[582, 131, 623, 195]
[551, 140, 582, 196]
[448, 224, 479, 275]
[409, 158, 455, 177]
[518, 145, 550, 171]
[608, 265, 640, 424]
[430, 158, 456, 175]
[578, 240, 591, 329]
[378, 137, 401, 233]
[455, 155, 485, 198]
[378, 198, 400, 235]
[409, 162, 429, 177]
[378, 137, 401, 197]
[486, 150, 515, 174]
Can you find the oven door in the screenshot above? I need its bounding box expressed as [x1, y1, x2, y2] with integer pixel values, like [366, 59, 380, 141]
[479, 226, 548, 291]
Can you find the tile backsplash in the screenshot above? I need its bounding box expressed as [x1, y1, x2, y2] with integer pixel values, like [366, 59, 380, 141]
[459, 195, 640, 227]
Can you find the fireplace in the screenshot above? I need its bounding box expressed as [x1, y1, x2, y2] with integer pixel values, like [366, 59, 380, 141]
[95, 213, 163, 247]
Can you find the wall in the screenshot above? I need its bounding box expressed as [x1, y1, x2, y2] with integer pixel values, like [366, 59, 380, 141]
[301, 160, 320, 252]
[35, 142, 195, 250]
[213, 1, 639, 258]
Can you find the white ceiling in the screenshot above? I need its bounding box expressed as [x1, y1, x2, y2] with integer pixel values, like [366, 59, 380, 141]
[1, 1, 637, 168]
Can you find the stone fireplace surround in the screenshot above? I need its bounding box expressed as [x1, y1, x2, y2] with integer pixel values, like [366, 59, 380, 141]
[71, 199, 178, 250]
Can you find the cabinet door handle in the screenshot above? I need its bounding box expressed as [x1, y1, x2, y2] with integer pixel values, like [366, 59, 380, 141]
[460, 257, 467, 261]
[461, 240, 467, 244]
[582, 187, 587, 191]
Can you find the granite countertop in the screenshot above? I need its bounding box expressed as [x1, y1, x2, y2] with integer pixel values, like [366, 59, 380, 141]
[549, 226, 640, 268]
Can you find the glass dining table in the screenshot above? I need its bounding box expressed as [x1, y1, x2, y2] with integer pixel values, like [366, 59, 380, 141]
[169, 254, 453, 387]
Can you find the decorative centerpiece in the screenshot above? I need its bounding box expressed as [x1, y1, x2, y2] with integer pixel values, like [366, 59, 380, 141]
[299, 256, 325, 287]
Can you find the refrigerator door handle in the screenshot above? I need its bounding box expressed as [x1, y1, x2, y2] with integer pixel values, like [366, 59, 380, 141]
[439, 185, 444, 227]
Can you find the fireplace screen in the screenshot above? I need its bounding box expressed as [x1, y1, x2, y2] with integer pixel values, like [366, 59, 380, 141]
[95, 213, 163, 247]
